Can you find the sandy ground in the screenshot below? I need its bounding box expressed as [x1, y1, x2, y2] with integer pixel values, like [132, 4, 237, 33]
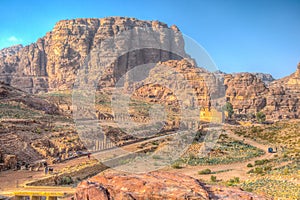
[0, 156, 90, 191]
[1, 128, 298, 195]
[165, 130, 275, 181]
[165, 130, 299, 184]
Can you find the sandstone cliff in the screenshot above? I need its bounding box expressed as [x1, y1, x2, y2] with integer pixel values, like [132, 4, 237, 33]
[252, 73, 275, 85]
[0, 17, 299, 121]
[224, 73, 268, 115]
[0, 44, 23, 58]
[0, 17, 185, 93]
[263, 63, 300, 119]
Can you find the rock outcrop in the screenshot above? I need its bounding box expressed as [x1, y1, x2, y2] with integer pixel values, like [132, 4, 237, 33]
[224, 73, 268, 115]
[0, 82, 58, 114]
[223, 66, 300, 120]
[263, 63, 300, 119]
[0, 44, 23, 58]
[0, 17, 185, 93]
[252, 73, 275, 85]
[74, 171, 267, 200]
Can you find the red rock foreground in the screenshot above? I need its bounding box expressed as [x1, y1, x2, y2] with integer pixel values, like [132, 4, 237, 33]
[74, 172, 267, 200]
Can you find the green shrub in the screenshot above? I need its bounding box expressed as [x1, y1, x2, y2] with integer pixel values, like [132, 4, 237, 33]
[248, 167, 265, 175]
[210, 175, 217, 182]
[188, 153, 197, 160]
[35, 128, 41, 134]
[282, 167, 289, 175]
[194, 131, 204, 142]
[59, 176, 73, 185]
[171, 162, 182, 169]
[256, 112, 266, 123]
[250, 126, 262, 134]
[247, 163, 253, 168]
[226, 177, 240, 186]
[152, 155, 162, 160]
[198, 168, 212, 175]
[263, 165, 272, 171]
[254, 167, 264, 174]
[254, 159, 269, 166]
[151, 141, 159, 146]
[233, 177, 240, 183]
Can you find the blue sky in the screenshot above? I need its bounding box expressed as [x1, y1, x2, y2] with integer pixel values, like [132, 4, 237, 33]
[0, 0, 299, 78]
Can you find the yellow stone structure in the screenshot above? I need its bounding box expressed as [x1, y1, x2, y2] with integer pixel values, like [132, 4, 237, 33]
[200, 108, 224, 123]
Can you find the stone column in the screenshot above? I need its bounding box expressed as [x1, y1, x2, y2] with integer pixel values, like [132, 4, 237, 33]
[46, 196, 58, 200]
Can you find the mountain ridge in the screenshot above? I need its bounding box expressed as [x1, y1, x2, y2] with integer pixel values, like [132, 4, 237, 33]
[0, 17, 299, 121]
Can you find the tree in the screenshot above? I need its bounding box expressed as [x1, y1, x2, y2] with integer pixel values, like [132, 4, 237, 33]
[256, 112, 266, 123]
[223, 102, 234, 118]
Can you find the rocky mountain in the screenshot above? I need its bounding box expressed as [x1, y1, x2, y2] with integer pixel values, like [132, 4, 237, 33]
[223, 64, 300, 120]
[252, 73, 275, 85]
[131, 59, 300, 121]
[0, 17, 185, 93]
[263, 63, 300, 119]
[0, 17, 299, 121]
[230, 72, 275, 85]
[216, 71, 275, 85]
[0, 44, 23, 58]
[74, 171, 267, 199]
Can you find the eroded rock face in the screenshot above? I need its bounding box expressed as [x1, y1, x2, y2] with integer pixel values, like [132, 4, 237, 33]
[0, 82, 58, 114]
[224, 73, 269, 115]
[252, 73, 275, 85]
[0, 17, 185, 93]
[0, 17, 299, 121]
[130, 60, 299, 122]
[264, 63, 300, 119]
[132, 59, 224, 107]
[74, 172, 267, 200]
[0, 44, 23, 58]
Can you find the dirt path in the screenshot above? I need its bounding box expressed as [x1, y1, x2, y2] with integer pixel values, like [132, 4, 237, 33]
[165, 129, 277, 182]
[0, 156, 90, 191]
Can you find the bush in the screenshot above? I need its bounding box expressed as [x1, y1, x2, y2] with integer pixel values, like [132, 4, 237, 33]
[210, 175, 217, 182]
[247, 163, 253, 168]
[233, 177, 240, 183]
[226, 177, 240, 186]
[263, 165, 272, 172]
[35, 128, 41, 134]
[198, 168, 212, 175]
[254, 167, 264, 174]
[59, 176, 73, 185]
[256, 112, 266, 123]
[254, 159, 269, 166]
[194, 131, 203, 142]
[152, 155, 162, 160]
[171, 162, 182, 169]
[248, 167, 265, 175]
[250, 126, 262, 134]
